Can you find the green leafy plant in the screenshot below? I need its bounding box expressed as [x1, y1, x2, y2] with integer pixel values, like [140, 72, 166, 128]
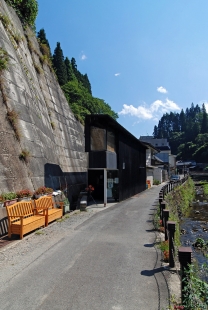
[5, 0, 38, 29]
[193, 237, 208, 250]
[158, 240, 169, 252]
[0, 48, 9, 72]
[153, 179, 160, 185]
[0, 13, 10, 29]
[182, 263, 208, 309]
[1, 192, 17, 201]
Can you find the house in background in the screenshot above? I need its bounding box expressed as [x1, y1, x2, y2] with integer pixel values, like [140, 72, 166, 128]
[85, 115, 147, 206]
[139, 136, 176, 180]
[141, 141, 163, 186]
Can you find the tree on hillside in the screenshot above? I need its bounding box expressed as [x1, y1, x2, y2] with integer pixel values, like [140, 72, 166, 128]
[201, 103, 208, 134]
[71, 57, 92, 94]
[53, 42, 67, 86]
[37, 28, 52, 59]
[153, 102, 208, 162]
[37, 29, 50, 49]
[64, 57, 75, 82]
[62, 80, 118, 124]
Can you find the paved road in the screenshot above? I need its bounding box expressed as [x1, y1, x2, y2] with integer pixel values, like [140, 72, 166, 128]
[0, 185, 169, 310]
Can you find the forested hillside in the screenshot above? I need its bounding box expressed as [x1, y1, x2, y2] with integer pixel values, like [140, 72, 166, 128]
[37, 29, 118, 124]
[153, 103, 208, 162]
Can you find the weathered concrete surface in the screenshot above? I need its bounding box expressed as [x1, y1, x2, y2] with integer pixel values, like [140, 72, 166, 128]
[0, 1, 87, 199]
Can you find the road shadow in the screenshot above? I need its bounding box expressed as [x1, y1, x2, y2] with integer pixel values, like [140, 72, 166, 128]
[144, 243, 155, 248]
[141, 266, 166, 276]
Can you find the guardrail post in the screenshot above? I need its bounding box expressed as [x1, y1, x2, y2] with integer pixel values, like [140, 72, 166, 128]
[160, 201, 166, 225]
[163, 209, 169, 241]
[178, 247, 192, 305]
[167, 221, 176, 267]
[159, 195, 163, 218]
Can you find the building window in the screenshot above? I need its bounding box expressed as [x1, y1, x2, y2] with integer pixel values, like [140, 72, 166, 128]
[107, 130, 116, 152]
[90, 127, 106, 151]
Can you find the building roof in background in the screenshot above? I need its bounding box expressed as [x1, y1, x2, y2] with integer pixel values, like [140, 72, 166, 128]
[156, 146, 171, 151]
[153, 155, 164, 163]
[140, 141, 160, 153]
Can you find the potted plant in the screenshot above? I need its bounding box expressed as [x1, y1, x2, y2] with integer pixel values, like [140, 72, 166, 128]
[45, 187, 53, 195]
[16, 189, 33, 201]
[33, 187, 43, 199]
[63, 197, 70, 214]
[2, 192, 18, 207]
[33, 186, 53, 199]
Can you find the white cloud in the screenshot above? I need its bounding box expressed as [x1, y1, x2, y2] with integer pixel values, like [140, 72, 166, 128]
[114, 73, 120, 76]
[204, 102, 208, 112]
[80, 51, 87, 60]
[81, 54, 87, 60]
[119, 98, 180, 120]
[119, 104, 152, 119]
[157, 86, 168, 94]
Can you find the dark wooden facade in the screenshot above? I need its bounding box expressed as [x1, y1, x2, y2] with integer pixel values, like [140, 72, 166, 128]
[85, 115, 146, 202]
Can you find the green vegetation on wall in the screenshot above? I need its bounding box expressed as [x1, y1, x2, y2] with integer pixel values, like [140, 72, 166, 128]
[5, 0, 38, 29]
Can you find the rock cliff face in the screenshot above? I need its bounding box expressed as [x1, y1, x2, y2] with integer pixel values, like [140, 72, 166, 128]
[0, 1, 87, 204]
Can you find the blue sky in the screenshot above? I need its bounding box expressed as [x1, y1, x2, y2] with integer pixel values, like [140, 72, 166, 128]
[36, 0, 208, 138]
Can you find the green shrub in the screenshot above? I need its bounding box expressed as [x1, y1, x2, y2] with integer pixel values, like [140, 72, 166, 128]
[183, 263, 208, 309]
[153, 179, 160, 185]
[0, 48, 9, 72]
[1, 192, 17, 200]
[5, 0, 38, 29]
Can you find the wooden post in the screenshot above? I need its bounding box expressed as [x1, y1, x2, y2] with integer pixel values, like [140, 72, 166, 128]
[160, 201, 166, 225]
[163, 209, 169, 241]
[159, 194, 163, 219]
[178, 247, 192, 305]
[167, 221, 176, 268]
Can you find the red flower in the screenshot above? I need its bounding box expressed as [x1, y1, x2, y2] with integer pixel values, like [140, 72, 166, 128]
[85, 185, 94, 193]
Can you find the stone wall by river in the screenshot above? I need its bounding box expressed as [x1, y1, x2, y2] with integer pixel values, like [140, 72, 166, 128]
[0, 1, 88, 201]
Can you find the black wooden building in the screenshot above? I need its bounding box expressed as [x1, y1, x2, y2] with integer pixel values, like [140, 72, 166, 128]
[85, 114, 147, 205]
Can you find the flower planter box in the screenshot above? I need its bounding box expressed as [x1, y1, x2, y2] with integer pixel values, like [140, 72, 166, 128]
[17, 197, 32, 202]
[4, 199, 18, 207]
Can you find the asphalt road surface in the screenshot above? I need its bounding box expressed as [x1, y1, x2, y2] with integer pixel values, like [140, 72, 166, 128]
[0, 185, 169, 310]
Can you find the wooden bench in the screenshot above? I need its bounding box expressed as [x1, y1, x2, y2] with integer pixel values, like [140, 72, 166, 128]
[34, 196, 63, 226]
[6, 201, 45, 239]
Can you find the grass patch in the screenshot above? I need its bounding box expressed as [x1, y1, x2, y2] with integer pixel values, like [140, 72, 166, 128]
[34, 62, 43, 74]
[19, 149, 31, 163]
[35, 230, 44, 235]
[0, 48, 9, 72]
[7, 109, 21, 141]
